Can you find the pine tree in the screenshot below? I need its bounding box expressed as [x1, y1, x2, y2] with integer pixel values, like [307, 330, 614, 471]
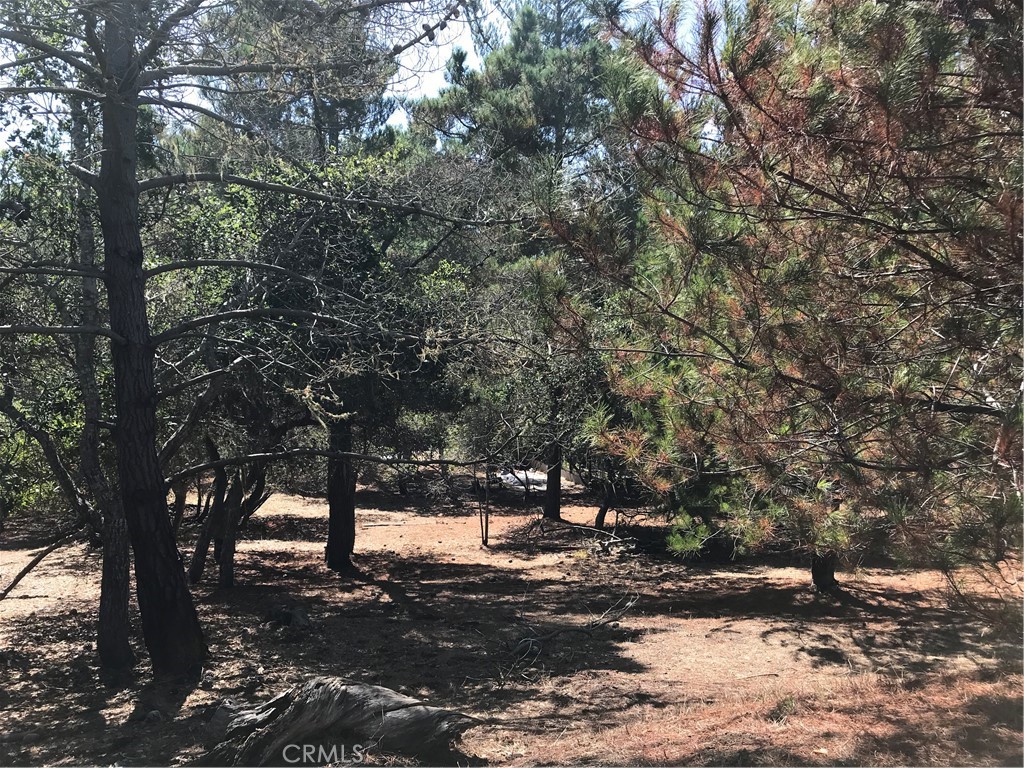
[597, 0, 1022, 587]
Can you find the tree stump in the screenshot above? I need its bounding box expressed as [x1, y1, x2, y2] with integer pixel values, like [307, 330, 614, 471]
[202, 677, 482, 766]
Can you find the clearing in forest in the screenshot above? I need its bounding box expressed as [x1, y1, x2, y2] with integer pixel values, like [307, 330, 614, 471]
[1, 489, 1021, 767]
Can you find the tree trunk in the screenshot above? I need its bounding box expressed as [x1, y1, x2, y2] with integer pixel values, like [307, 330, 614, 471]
[543, 443, 562, 521]
[594, 465, 616, 530]
[171, 481, 188, 536]
[237, 464, 270, 528]
[218, 471, 244, 588]
[594, 487, 612, 530]
[97, 11, 204, 676]
[98, 513, 134, 670]
[326, 420, 357, 573]
[811, 551, 838, 591]
[189, 442, 227, 584]
[197, 486, 214, 524]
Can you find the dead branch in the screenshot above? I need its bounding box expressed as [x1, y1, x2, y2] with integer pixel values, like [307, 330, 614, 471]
[0, 531, 82, 600]
[538, 517, 635, 544]
[202, 677, 483, 766]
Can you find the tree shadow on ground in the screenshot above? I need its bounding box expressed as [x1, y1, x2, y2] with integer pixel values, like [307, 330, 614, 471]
[0, 605, 207, 767]
[644, 748, 854, 767]
[197, 549, 651, 705]
[199, 529, 1019, 696]
[835, 680, 1023, 766]
[3, 507, 1019, 767]
[196, 542, 1018, 705]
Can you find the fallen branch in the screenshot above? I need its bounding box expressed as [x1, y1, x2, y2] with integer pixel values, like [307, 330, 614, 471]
[0, 531, 81, 600]
[538, 517, 634, 543]
[501, 593, 640, 678]
[202, 677, 484, 766]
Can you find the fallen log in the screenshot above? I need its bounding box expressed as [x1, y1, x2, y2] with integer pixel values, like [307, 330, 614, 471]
[202, 677, 483, 766]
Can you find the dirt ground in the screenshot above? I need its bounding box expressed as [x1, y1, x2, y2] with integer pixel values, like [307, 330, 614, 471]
[1, 487, 1021, 767]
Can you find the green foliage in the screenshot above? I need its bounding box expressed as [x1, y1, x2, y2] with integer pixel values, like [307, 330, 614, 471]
[590, 0, 1022, 569]
[0, 423, 62, 521]
[415, 1, 613, 167]
[666, 512, 713, 557]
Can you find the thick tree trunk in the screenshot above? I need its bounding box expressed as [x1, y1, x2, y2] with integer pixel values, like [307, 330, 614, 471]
[811, 551, 838, 591]
[98, 514, 134, 670]
[73, 99, 135, 671]
[543, 443, 562, 521]
[97, 12, 205, 676]
[326, 420, 357, 573]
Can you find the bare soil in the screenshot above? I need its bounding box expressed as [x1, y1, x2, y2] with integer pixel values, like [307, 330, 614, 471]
[1, 487, 1021, 767]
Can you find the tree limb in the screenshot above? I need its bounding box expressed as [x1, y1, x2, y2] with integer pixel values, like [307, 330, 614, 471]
[166, 448, 497, 486]
[0, 385, 91, 522]
[0, 324, 124, 342]
[136, 172, 525, 226]
[135, 0, 209, 70]
[151, 308, 361, 345]
[145, 258, 318, 286]
[0, 265, 105, 280]
[0, 30, 101, 78]
[158, 369, 231, 467]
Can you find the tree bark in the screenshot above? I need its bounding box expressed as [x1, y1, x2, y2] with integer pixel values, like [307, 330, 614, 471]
[326, 420, 357, 573]
[237, 464, 270, 528]
[97, 514, 135, 670]
[194, 476, 205, 523]
[203, 677, 482, 766]
[71, 98, 136, 672]
[594, 465, 616, 530]
[543, 443, 562, 521]
[97, 11, 205, 676]
[811, 551, 838, 591]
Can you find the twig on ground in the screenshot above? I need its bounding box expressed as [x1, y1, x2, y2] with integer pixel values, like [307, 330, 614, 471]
[538, 517, 634, 544]
[505, 592, 640, 667]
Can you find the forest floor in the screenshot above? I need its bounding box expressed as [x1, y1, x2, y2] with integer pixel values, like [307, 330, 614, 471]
[1, 486, 1021, 767]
